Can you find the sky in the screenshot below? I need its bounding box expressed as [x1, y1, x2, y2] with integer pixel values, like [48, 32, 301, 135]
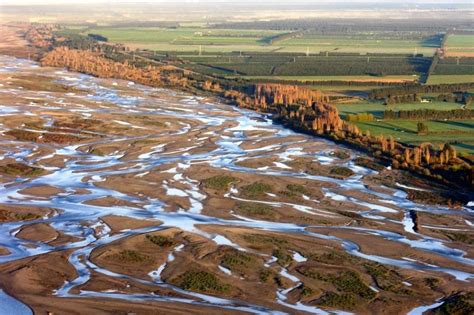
[0, 0, 470, 5]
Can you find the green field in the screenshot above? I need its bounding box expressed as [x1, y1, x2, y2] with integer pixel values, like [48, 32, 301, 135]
[79, 27, 284, 53]
[336, 100, 465, 119]
[276, 34, 437, 56]
[427, 75, 474, 84]
[445, 34, 474, 56]
[353, 120, 474, 154]
[58, 25, 473, 154]
[445, 34, 474, 48]
[69, 26, 439, 56]
[336, 100, 473, 154]
[241, 75, 419, 82]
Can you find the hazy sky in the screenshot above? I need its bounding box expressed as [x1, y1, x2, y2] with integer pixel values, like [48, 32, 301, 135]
[0, 0, 470, 5]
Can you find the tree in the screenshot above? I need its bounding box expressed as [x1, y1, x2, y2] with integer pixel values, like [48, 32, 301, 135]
[417, 122, 428, 135]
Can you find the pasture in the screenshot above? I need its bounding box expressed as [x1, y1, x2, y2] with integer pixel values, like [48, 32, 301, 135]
[427, 75, 474, 84]
[74, 26, 440, 56]
[445, 34, 474, 57]
[353, 120, 474, 154]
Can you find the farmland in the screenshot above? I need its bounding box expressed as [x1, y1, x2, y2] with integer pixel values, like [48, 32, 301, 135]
[75, 26, 441, 56]
[336, 100, 465, 118]
[57, 24, 473, 155]
[427, 75, 474, 84]
[445, 34, 474, 57]
[335, 100, 474, 154]
[353, 120, 474, 155]
[241, 75, 419, 83]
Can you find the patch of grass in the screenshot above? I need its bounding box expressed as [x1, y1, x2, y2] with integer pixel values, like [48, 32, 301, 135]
[437, 231, 474, 245]
[236, 202, 274, 217]
[333, 271, 376, 300]
[286, 184, 307, 194]
[427, 75, 474, 84]
[178, 270, 229, 293]
[310, 251, 353, 265]
[331, 150, 351, 160]
[0, 210, 41, 222]
[221, 251, 254, 271]
[202, 175, 236, 190]
[242, 234, 288, 246]
[301, 285, 314, 297]
[273, 249, 292, 267]
[41, 133, 83, 144]
[318, 291, 356, 309]
[241, 182, 272, 198]
[329, 167, 355, 179]
[142, 120, 166, 127]
[0, 163, 45, 177]
[89, 148, 105, 156]
[5, 129, 39, 142]
[146, 234, 175, 247]
[363, 263, 407, 293]
[424, 277, 440, 290]
[259, 269, 273, 282]
[433, 292, 474, 315]
[115, 250, 152, 263]
[353, 120, 474, 155]
[299, 268, 375, 300]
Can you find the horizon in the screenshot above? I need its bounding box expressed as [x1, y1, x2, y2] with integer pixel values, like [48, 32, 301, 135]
[1, 0, 473, 5]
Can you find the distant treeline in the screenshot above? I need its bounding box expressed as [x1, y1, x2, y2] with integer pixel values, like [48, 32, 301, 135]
[53, 34, 127, 54]
[244, 78, 407, 87]
[213, 18, 474, 32]
[369, 83, 474, 100]
[434, 57, 474, 75]
[87, 33, 108, 42]
[384, 109, 474, 120]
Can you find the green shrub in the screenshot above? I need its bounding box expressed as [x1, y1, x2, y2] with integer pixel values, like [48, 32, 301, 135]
[259, 269, 273, 282]
[318, 292, 356, 309]
[286, 184, 307, 194]
[273, 249, 292, 267]
[179, 270, 229, 293]
[333, 271, 376, 300]
[241, 182, 272, 198]
[116, 250, 151, 263]
[202, 175, 236, 190]
[222, 251, 253, 269]
[146, 234, 175, 247]
[329, 167, 355, 178]
[237, 202, 274, 217]
[0, 163, 45, 177]
[433, 293, 474, 315]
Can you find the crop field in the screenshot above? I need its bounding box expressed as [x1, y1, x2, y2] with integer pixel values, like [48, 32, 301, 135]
[61, 26, 436, 79]
[444, 34, 474, 57]
[427, 75, 474, 84]
[275, 33, 439, 56]
[432, 57, 474, 76]
[242, 75, 419, 83]
[179, 55, 430, 77]
[57, 25, 473, 154]
[353, 120, 474, 154]
[71, 27, 285, 53]
[69, 26, 440, 56]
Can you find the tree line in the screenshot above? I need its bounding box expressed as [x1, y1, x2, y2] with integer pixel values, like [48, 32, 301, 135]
[369, 83, 474, 100]
[384, 108, 474, 120]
